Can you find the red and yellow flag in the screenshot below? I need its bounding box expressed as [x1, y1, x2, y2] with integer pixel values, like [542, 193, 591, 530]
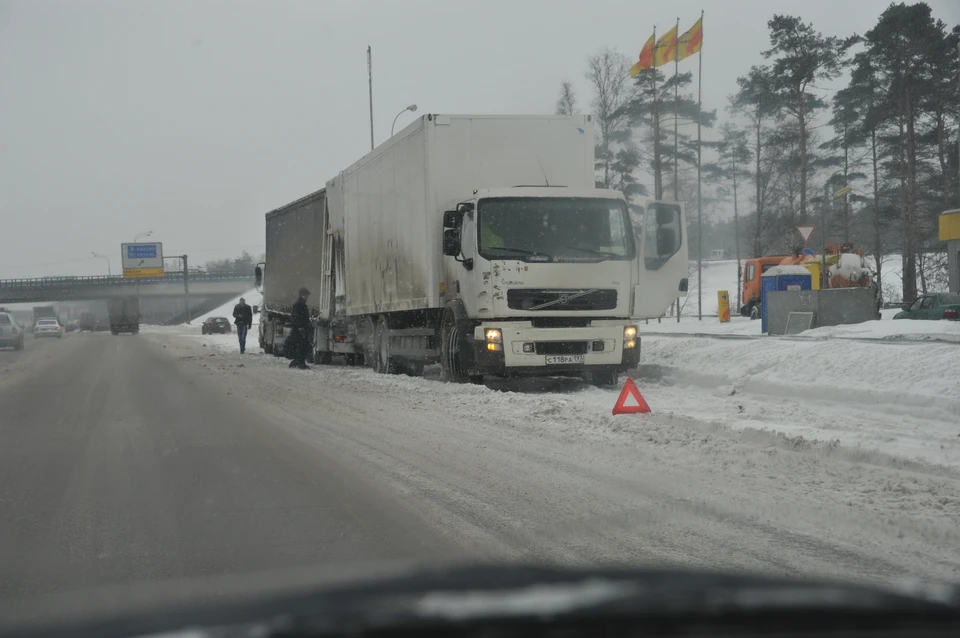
[653, 25, 678, 67]
[629, 33, 655, 78]
[677, 17, 703, 61]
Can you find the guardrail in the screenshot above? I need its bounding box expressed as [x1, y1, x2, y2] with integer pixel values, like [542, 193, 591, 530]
[0, 272, 253, 289]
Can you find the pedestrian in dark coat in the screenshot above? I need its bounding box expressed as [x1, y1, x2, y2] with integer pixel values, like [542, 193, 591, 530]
[232, 297, 253, 353]
[287, 287, 311, 369]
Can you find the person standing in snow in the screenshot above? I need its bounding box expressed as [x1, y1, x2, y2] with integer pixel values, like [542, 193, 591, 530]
[287, 287, 311, 369]
[232, 297, 253, 353]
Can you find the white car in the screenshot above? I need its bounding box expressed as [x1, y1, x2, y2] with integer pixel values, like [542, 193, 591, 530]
[34, 318, 63, 339]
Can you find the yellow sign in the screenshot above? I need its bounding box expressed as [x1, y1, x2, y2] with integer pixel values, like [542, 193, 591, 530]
[717, 290, 730, 323]
[939, 209, 960, 242]
[833, 185, 852, 199]
[123, 268, 164, 278]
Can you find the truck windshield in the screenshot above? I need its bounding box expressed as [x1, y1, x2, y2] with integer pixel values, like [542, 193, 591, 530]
[477, 197, 635, 262]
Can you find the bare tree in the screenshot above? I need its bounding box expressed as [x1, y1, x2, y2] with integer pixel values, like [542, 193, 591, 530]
[555, 81, 577, 115]
[585, 48, 635, 190]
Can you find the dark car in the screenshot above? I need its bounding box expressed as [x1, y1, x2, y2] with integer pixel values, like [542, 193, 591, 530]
[893, 292, 960, 320]
[201, 317, 232, 335]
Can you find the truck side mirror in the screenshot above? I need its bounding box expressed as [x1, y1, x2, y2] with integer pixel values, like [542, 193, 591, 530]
[443, 228, 461, 256]
[254, 265, 263, 287]
[252, 305, 259, 314]
[443, 210, 462, 229]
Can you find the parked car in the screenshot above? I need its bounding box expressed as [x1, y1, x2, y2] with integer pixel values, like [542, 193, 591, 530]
[893, 292, 960, 320]
[201, 317, 232, 334]
[34, 318, 64, 338]
[0, 309, 25, 350]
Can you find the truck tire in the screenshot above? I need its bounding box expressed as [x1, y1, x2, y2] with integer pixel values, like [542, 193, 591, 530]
[374, 316, 401, 374]
[315, 350, 332, 365]
[359, 317, 376, 368]
[440, 310, 469, 383]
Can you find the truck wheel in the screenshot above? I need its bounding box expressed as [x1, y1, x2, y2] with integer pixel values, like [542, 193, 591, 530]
[315, 351, 332, 365]
[591, 371, 619, 387]
[374, 316, 401, 374]
[440, 311, 469, 383]
[359, 317, 376, 368]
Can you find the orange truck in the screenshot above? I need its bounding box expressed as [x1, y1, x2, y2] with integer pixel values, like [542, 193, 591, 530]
[740, 256, 788, 319]
[740, 244, 870, 318]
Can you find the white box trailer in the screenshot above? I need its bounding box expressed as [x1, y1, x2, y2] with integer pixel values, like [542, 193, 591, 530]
[257, 114, 687, 384]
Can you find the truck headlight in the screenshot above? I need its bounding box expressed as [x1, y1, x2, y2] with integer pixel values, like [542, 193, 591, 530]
[623, 326, 637, 340]
[484, 329, 502, 343]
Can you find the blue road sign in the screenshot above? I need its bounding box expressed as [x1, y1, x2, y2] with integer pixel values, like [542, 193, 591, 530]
[127, 244, 158, 259]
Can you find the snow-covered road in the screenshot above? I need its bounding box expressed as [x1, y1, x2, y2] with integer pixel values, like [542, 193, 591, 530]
[142, 320, 960, 589]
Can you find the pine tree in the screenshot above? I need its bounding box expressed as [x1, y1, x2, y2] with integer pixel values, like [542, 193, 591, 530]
[763, 15, 849, 226]
[731, 65, 780, 256]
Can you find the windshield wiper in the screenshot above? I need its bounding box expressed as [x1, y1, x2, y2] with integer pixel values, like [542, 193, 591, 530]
[484, 247, 552, 260]
[565, 246, 620, 259]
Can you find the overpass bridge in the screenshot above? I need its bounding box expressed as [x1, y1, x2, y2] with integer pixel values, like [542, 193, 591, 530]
[0, 272, 253, 304]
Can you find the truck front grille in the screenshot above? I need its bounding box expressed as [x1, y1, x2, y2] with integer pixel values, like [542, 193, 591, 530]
[534, 341, 588, 355]
[507, 289, 618, 311]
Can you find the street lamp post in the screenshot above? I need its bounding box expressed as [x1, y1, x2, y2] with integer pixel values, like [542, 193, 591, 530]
[91, 252, 112, 276]
[133, 230, 153, 242]
[391, 104, 418, 137]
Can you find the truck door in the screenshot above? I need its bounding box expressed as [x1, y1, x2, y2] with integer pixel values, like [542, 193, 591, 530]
[456, 209, 491, 315]
[633, 202, 687, 318]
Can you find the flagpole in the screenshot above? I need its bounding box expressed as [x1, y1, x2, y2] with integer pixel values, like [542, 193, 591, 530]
[696, 10, 703, 321]
[651, 26, 659, 200]
[674, 16, 679, 202]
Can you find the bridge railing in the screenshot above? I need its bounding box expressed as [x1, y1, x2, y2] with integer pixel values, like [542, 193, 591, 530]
[0, 271, 253, 290]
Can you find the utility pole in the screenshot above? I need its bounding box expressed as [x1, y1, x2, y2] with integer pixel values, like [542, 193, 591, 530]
[368, 45, 375, 152]
[182, 254, 190, 324]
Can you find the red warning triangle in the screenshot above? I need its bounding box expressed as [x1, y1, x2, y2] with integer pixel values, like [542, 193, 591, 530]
[612, 378, 651, 415]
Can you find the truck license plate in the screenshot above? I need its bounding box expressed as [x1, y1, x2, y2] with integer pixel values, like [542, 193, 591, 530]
[545, 354, 585, 365]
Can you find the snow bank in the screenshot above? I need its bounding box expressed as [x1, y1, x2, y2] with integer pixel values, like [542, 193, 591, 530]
[799, 318, 960, 342]
[638, 334, 960, 469]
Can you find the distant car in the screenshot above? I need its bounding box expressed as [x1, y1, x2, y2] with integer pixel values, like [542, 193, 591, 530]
[202, 317, 232, 335]
[0, 310, 25, 350]
[34, 318, 63, 338]
[893, 292, 960, 320]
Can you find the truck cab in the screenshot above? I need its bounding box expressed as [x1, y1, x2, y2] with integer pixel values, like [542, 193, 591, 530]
[440, 188, 686, 384]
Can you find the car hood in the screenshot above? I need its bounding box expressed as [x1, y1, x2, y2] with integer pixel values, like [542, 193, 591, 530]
[2, 564, 958, 637]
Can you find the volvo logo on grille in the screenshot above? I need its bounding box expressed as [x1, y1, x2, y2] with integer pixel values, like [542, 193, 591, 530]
[558, 295, 569, 305]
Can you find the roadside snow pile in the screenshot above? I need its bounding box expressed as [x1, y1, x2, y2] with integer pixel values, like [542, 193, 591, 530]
[637, 334, 960, 468]
[195, 288, 262, 325]
[799, 318, 960, 342]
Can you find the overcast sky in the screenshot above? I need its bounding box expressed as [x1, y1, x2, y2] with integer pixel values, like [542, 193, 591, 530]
[1, 0, 957, 278]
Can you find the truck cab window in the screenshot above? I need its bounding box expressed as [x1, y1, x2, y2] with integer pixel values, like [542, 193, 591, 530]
[477, 197, 634, 263]
[643, 203, 682, 270]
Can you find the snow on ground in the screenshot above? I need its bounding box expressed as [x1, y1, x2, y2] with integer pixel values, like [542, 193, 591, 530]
[194, 288, 262, 325]
[144, 326, 960, 586]
[146, 317, 960, 472]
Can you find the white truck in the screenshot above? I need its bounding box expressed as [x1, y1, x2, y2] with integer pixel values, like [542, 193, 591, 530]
[257, 114, 687, 384]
